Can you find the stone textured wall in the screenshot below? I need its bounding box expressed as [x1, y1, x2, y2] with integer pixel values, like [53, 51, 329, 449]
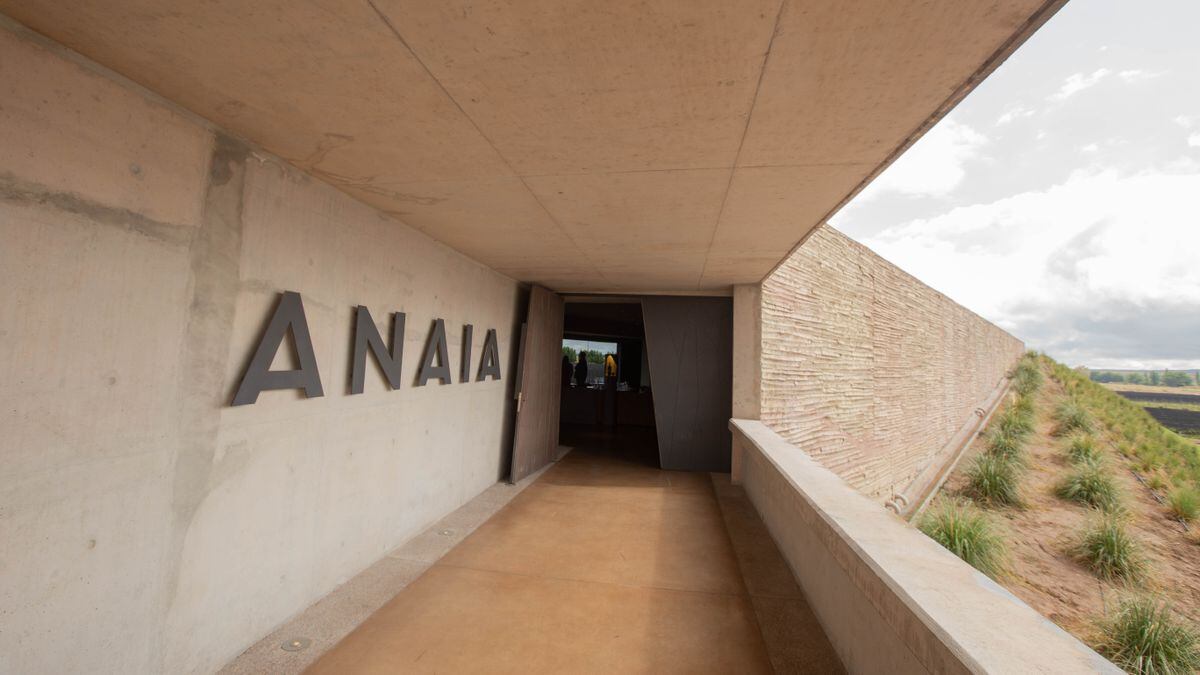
[760, 225, 1024, 499]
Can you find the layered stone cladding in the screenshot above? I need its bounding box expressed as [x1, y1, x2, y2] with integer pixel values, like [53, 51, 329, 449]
[760, 225, 1024, 499]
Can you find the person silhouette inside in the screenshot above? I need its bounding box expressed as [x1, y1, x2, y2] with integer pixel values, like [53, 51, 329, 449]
[573, 352, 589, 388]
[561, 354, 572, 388]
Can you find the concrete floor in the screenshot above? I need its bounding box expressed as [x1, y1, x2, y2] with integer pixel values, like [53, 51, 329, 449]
[306, 433, 840, 674]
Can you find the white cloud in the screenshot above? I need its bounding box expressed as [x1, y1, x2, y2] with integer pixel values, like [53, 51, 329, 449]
[860, 168, 1200, 367]
[1175, 117, 1200, 146]
[996, 106, 1036, 126]
[853, 119, 987, 200]
[1049, 68, 1111, 102]
[1117, 69, 1163, 83]
[1080, 143, 1099, 153]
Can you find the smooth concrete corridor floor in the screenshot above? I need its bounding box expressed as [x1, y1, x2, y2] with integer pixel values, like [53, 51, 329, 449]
[307, 441, 840, 674]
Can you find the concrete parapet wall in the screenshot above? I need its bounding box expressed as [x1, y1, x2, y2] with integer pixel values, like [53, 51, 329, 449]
[760, 225, 1025, 499]
[730, 419, 1119, 675]
[0, 22, 520, 674]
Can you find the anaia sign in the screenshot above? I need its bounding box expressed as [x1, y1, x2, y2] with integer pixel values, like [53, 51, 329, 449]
[232, 291, 502, 406]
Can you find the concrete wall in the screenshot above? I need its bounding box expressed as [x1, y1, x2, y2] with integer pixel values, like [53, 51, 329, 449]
[731, 420, 1119, 675]
[0, 23, 521, 674]
[760, 225, 1024, 499]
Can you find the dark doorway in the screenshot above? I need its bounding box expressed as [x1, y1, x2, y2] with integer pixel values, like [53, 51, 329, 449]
[557, 296, 734, 473]
[559, 301, 659, 468]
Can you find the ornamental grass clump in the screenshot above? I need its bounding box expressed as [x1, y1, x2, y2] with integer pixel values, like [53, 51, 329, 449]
[1012, 356, 1044, 396]
[996, 405, 1035, 441]
[1066, 434, 1104, 465]
[965, 453, 1022, 507]
[1145, 471, 1170, 493]
[1011, 392, 1036, 419]
[1057, 462, 1122, 511]
[1073, 515, 1146, 581]
[1098, 596, 1200, 675]
[1054, 399, 1095, 436]
[1167, 487, 1199, 523]
[987, 426, 1027, 463]
[918, 501, 1005, 578]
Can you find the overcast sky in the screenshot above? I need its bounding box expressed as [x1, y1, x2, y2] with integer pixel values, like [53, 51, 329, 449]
[831, 0, 1200, 370]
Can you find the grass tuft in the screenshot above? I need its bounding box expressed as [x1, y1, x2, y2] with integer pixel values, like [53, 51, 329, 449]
[1073, 515, 1146, 581]
[1145, 471, 1170, 492]
[1011, 355, 1044, 397]
[1167, 487, 1198, 523]
[1066, 434, 1104, 465]
[1057, 462, 1122, 511]
[1054, 399, 1095, 436]
[1098, 596, 1200, 675]
[1013, 392, 1036, 417]
[918, 501, 1006, 578]
[987, 426, 1027, 463]
[997, 405, 1036, 440]
[965, 453, 1023, 507]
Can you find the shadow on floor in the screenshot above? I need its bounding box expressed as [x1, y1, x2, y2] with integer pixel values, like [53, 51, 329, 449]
[558, 422, 661, 469]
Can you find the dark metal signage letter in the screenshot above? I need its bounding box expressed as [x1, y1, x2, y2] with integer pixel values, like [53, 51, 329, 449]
[417, 318, 452, 386]
[477, 328, 502, 381]
[232, 291, 324, 405]
[460, 324, 473, 384]
[351, 306, 406, 394]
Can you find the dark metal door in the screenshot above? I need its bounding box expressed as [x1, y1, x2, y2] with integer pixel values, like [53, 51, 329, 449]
[508, 285, 565, 483]
[642, 296, 733, 472]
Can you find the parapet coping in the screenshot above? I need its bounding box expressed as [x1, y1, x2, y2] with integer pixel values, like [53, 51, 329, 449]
[729, 419, 1119, 675]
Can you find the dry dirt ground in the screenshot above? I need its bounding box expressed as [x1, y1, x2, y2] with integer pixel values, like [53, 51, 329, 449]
[938, 372, 1200, 647]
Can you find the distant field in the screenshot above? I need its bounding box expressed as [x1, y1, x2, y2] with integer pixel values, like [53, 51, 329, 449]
[1143, 407, 1200, 436]
[1104, 382, 1200, 395]
[1112, 390, 1200, 406]
[1134, 400, 1200, 413]
[1104, 383, 1200, 440]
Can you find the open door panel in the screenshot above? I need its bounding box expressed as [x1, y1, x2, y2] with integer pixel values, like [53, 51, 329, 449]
[508, 285, 565, 483]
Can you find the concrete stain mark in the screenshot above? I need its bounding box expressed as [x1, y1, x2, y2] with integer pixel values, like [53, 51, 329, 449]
[290, 133, 356, 177]
[307, 166, 373, 188]
[348, 183, 446, 207]
[280, 133, 395, 190]
[161, 134, 250, 636]
[0, 171, 195, 248]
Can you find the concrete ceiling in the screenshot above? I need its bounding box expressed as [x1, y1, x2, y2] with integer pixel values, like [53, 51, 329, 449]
[0, 0, 1062, 292]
